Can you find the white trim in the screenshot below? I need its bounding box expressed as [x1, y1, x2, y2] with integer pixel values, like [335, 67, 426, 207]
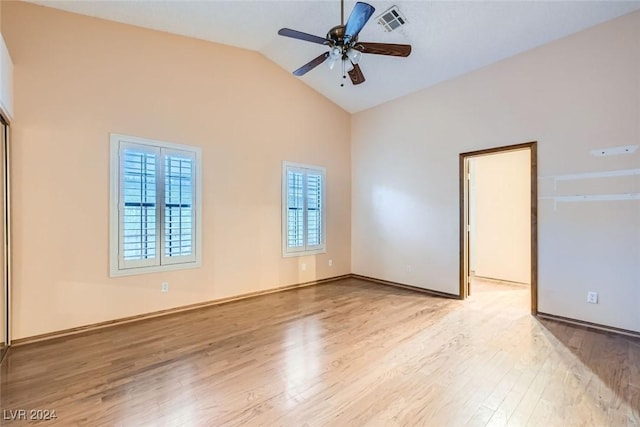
[110, 133, 199, 153]
[110, 260, 201, 278]
[283, 160, 326, 171]
[194, 149, 203, 268]
[109, 137, 120, 277]
[540, 193, 640, 203]
[539, 168, 640, 182]
[109, 133, 202, 277]
[590, 145, 638, 157]
[282, 248, 327, 258]
[282, 161, 327, 258]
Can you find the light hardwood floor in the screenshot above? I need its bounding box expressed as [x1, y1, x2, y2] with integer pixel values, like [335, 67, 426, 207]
[1, 277, 639, 426]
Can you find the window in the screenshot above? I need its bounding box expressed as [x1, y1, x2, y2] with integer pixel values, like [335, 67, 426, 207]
[282, 161, 326, 257]
[110, 134, 201, 276]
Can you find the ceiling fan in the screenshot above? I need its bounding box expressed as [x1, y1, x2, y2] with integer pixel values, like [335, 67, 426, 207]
[278, 1, 412, 86]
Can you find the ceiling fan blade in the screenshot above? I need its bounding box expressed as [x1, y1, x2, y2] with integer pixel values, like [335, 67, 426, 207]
[348, 63, 366, 85]
[354, 42, 412, 57]
[344, 2, 375, 42]
[278, 28, 329, 45]
[293, 52, 330, 76]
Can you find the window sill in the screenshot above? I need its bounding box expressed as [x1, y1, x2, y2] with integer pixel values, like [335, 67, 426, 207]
[109, 260, 201, 278]
[282, 248, 327, 258]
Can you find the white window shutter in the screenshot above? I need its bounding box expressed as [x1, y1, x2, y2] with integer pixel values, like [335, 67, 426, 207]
[119, 142, 161, 269]
[161, 148, 196, 265]
[306, 172, 323, 249]
[287, 168, 305, 251]
[282, 162, 326, 257]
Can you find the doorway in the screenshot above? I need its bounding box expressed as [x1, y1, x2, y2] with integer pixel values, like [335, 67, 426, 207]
[459, 142, 537, 314]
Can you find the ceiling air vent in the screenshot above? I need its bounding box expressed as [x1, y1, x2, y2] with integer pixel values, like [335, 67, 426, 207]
[376, 6, 407, 32]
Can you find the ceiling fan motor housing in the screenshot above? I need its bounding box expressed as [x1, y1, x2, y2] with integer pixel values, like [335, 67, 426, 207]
[327, 25, 357, 48]
[327, 25, 358, 61]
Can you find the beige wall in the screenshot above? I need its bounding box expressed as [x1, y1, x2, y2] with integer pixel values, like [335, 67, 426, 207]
[352, 11, 640, 331]
[3, 2, 351, 340]
[471, 149, 531, 284]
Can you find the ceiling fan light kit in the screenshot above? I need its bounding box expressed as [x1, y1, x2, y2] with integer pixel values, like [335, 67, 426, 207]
[277, 1, 412, 86]
[346, 49, 362, 64]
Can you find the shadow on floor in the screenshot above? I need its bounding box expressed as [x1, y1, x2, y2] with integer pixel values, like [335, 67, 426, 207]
[538, 316, 640, 422]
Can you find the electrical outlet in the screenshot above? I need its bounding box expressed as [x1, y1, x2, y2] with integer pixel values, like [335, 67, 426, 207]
[587, 291, 598, 304]
[301, 263, 307, 271]
[328, 259, 333, 267]
[161, 282, 169, 293]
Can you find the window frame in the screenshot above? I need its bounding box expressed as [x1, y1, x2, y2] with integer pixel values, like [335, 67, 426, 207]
[109, 133, 202, 277]
[282, 161, 327, 257]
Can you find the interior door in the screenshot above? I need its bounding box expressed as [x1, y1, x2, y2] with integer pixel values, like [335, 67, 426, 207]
[464, 158, 471, 297]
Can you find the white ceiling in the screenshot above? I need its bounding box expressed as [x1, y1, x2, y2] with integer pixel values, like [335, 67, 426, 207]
[28, 0, 640, 113]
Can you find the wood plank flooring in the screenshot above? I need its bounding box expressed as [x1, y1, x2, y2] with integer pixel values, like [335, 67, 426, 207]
[1, 277, 638, 426]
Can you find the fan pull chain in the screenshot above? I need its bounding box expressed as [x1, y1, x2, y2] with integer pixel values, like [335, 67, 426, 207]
[341, 59, 346, 87]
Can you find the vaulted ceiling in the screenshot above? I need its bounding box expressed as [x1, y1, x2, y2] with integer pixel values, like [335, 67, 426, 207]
[28, 1, 640, 113]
